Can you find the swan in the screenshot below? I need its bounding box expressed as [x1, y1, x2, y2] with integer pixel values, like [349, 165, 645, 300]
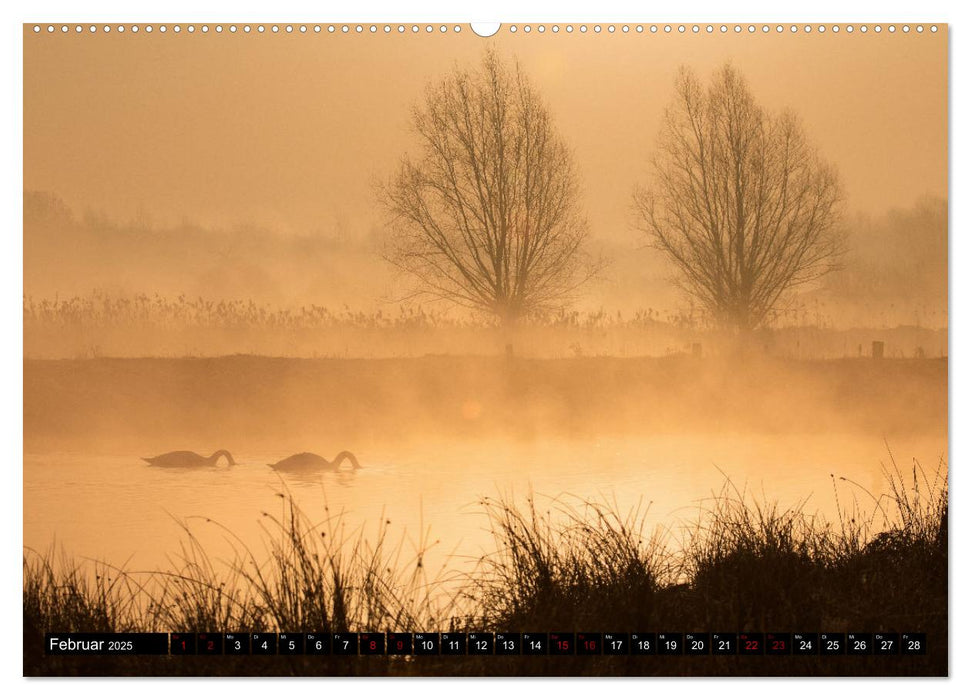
[142, 450, 236, 467]
[268, 451, 362, 471]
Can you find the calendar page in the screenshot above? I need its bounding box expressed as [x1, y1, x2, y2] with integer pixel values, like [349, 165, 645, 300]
[22, 20, 947, 677]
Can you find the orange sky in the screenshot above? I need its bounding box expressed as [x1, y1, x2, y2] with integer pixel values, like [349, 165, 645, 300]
[24, 26, 947, 241]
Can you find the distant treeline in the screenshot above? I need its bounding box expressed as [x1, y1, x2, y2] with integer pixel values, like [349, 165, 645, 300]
[815, 196, 948, 330]
[24, 191, 947, 331]
[23, 191, 388, 312]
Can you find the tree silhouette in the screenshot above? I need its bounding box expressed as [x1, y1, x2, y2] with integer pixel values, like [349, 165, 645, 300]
[381, 50, 595, 325]
[633, 64, 844, 333]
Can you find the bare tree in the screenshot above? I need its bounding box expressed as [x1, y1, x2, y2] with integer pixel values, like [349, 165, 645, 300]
[633, 64, 844, 333]
[380, 50, 595, 325]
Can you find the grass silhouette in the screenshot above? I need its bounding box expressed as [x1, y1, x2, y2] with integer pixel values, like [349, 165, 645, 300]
[24, 456, 946, 676]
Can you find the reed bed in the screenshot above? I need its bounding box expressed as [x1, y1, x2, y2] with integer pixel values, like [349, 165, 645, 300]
[24, 293, 946, 360]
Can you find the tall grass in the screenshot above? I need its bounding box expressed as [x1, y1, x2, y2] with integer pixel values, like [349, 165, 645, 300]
[25, 457, 947, 673]
[469, 493, 673, 631]
[25, 494, 461, 636]
[23, 548, 146, 635]
[679, 482, 835, 631]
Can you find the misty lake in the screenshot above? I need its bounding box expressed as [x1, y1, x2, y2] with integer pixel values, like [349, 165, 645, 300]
[24, 432, 947, 577]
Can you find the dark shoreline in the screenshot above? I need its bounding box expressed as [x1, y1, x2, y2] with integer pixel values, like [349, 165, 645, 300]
[24, 463, 948, 678]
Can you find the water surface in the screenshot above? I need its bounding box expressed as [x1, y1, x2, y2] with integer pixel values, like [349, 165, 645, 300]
[23, 433, 947, 578]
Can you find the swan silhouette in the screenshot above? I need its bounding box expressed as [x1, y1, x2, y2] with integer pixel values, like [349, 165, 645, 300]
[142, 450, 236, 467]
[268, 451, 362, 471]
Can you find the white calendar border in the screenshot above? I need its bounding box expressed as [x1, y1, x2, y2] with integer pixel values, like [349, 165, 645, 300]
[2, 1, 965, 698]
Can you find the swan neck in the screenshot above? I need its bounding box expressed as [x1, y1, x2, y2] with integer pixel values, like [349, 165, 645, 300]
[333, 451, 361, 469]
[209, 450, 235, 466]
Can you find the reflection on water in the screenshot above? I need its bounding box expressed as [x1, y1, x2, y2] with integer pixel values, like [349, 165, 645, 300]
[24, 434, 946, 575]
